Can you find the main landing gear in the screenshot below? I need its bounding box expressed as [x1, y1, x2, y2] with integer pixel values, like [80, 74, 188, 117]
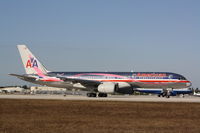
[87, 93, 97, 97]
[158, 93, 170, 98]
[87, 93, 107, 97]
[98, 93, 107, 97]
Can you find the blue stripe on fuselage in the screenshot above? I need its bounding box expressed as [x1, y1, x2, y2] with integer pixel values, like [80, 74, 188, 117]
[136, 89, 192, 95]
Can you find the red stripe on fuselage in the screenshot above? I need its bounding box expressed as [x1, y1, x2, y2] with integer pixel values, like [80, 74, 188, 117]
[40, 78, 190, 83]
[40, 79, 63, 82]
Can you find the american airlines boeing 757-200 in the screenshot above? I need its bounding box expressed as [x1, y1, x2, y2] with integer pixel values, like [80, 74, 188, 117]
[10, 45, 192, 98]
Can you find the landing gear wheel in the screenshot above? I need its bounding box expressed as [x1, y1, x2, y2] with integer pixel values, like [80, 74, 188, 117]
[87, 93, 97, 97]
[98, 93, 107, 97]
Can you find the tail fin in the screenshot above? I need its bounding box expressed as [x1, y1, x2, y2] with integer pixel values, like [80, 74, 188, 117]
[17, 45, 48, 75]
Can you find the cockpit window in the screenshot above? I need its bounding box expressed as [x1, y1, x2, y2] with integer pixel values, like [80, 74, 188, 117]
[179, 76, 186, 80]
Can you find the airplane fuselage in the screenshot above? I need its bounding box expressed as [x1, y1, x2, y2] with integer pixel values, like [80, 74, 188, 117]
[28, 71, 191, 89]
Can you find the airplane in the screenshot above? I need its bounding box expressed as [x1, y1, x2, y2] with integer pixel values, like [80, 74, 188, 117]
[193, 92, 200, 97]
[192, 88, 200, 97]
[10, 45, 192, 98]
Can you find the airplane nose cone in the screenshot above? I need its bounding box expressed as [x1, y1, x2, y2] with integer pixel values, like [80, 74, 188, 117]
[186, 82, 192, 87]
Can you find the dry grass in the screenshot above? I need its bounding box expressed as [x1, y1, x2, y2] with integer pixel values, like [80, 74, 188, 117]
[0, 99, 200, 133]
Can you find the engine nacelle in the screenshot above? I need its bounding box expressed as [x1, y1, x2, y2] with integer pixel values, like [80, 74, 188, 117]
[115, 82, 134, 94]
[97, 82, 116, 94]
[97, 82, 134, 94]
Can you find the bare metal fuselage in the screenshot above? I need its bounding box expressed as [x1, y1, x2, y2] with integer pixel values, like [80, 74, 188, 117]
[21, 71, 191, 90]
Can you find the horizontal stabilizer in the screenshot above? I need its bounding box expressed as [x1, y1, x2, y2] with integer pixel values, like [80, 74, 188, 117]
[9, 73, 37, 81]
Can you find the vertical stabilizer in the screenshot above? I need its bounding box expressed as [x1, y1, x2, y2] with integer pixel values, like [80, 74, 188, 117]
[17, 45, 48, 74]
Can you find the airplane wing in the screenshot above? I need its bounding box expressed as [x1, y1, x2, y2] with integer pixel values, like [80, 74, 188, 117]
[10, 74, 101, 87]
[9, 74, 37, 81]
[57, 76, 101, 88]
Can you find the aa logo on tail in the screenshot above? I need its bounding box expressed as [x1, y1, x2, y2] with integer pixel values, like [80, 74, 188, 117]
[26, 57, 38, 68]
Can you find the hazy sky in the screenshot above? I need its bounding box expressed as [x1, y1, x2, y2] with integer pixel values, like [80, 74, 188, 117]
[0, 0, 199, 87]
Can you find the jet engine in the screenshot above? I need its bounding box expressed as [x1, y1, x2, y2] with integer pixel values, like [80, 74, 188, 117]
[116, 82, 134, 94]
[97, 82, 116, 93]
[97, 82, 134, 94]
